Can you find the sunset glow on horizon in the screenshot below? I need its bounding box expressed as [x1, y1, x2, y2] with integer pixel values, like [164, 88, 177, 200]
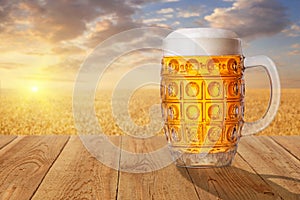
[0, 0, 299, 91]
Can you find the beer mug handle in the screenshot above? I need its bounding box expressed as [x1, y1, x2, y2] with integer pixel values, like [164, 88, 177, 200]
[242, 55, 281, 136]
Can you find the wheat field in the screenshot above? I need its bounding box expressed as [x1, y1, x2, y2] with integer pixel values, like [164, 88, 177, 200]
[0, 88, 299, 136]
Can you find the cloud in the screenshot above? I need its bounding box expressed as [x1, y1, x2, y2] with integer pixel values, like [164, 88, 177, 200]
[0, 0, 178, 50]
[172, 21, 180, 26]
[0, 62, 25, 70]
[177, 11, 200, 18]
[0, 1, 90, 42]
[288, 50, 300, 55]
[0, 0, 143, 44]
[143, 18, 167, 23]
[282, 24, 300, 37]
[150, 23, 171, 29]
[51, 45, 86, 55]
[45, 56, 84, 73]
[0, 0, 177, 59]
[35, 1, 138, 42]
[194, 19, 205, 26]
[83, 21, 141, 48]
[163, 14, 173, 18]
[291, 43, 300, 49]
[157, 8, 174, 14]
[161, 0, 180, 2]
[175, 6, 205, 20]
[287, 42, 300, 55]
[204, 0, 290, 39]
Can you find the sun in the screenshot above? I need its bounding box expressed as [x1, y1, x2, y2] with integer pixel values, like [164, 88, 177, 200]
[31, 86, 39, 93]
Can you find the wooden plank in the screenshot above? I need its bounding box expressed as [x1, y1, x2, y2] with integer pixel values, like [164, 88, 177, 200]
[186, 151, 282, 199]
[0, 135, 69, 200]
[238, 136, 300, 200]
[32, 136, 121, 200]
[0, 135, 17, 149]
[270, 136, 300, 160]
[117, 136, 200, 200]
[119, 135, 171, 172]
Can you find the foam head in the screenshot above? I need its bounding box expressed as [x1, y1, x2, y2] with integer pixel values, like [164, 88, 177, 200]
[163, 28, 242, 56]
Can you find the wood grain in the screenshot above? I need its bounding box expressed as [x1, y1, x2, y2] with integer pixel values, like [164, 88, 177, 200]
[238, 136, 300, 200]
[270, 136, 300, 160]
[186, 145, 281, 199]
[119, 136, 172, 172]
[32, 136, 121, 200]
[0, 135, 17, 149]
[0, 136, 69, 200]
[0, 135, 299, 200]
[117, 136, 200, 200]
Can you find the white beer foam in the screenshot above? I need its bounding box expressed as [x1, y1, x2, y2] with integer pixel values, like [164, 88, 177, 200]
[163, 28, 242, 56]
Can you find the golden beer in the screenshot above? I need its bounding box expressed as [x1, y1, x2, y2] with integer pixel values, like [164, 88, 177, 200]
[161, 55, 244, 158]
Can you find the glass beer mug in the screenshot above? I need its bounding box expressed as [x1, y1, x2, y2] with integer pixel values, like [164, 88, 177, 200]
[161, 28, 280, 167]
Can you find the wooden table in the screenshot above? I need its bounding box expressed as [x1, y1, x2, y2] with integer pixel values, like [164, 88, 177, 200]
[0, 135, 299, 200]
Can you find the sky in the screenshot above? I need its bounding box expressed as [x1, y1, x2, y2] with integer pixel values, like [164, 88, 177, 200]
[0, 0, 300, 92]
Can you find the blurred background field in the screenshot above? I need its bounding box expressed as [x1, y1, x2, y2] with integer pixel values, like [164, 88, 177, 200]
[0, 88, 299, 136]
